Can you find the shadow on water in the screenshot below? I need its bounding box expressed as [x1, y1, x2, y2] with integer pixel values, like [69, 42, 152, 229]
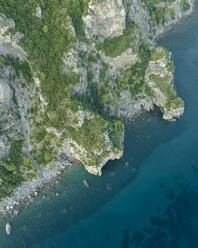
[130, 188, 198, 248]
[0, 107, 187, 248]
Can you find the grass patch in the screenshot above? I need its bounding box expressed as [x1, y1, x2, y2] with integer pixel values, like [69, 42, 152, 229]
[97, 24, 138, 57]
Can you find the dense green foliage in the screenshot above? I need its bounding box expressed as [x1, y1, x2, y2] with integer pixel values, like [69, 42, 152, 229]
[4, 56, 33, 83]
[143, 0, 190, 29]
[0, 138, 37, 198]
[0, 0, 87, 108]
[144, 0, 167, 25]
[149, 74, 175, 97]
[181, 0, 190, 11]
[97, 24, 139, 57]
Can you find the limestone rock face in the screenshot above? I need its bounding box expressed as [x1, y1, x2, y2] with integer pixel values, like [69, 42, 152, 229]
[124, 0, 151, 40]
[163, 106, 184, 121]
[101, 47, 139, 73]
[145, 47, 184, 121]
[110, 90, 154, 120]
[0, 64, 25, 159]
[60, 120, 124, 176]
[0, 81, 12, 104]
[85, 148, 123, 176]
[0, 15, 26, 60]
[62, 47, 88, 94]
[83, 0, 126, 40]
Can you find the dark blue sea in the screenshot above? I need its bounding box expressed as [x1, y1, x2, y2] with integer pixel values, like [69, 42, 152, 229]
[1, 7, 198, 248]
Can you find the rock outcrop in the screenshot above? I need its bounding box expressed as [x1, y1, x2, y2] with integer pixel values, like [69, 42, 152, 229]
[83, 0, 126, 40]
[145, 47, 184, 121]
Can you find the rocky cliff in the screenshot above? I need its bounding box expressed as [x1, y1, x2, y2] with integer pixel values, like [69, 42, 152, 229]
[0, 0, 194, 199]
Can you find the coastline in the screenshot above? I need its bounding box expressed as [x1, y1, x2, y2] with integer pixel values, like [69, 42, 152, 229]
[0, 157, 80, 221]
[153, 0, 196, 45]
[0, 1, 196, 223]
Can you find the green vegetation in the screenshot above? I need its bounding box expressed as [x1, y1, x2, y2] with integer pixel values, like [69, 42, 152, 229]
[0, 0, 87, 108]
[143, 0, 189, 29]
[116, 40, 151, 98]
[149, 74, 176, 99]
[110, 120, 123, 150]
[151, 47, 166, 61]
[0, 55, 4, 64]
[143, 0, 168, 25]
[68, 118, 107, 151]
[0, 138, 37, 198]
[165, 97, 184, 110]
[65, 0, 89, 38]
[148, 47, 176, 100]
[97, 24, 139, 57]
[88, 54, 98, 63]
[181, 0, 190, 11]
[31, 124, 58, 167]
[170, 9, 176, 19]
[4, 56, 33, 83]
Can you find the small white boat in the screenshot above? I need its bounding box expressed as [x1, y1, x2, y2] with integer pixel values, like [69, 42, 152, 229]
[5, 223, 12, 235]
[83, 179, 89, 188]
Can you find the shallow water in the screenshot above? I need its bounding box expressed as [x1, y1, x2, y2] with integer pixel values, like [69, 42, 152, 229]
[1, 7, 198, 248]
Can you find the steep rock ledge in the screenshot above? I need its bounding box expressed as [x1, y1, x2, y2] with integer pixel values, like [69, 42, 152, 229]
[145, 47, 184, 121]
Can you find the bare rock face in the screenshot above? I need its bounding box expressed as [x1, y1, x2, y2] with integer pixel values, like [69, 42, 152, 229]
[124, 0, 151, 40]
[0, 15, 26, 60]
[163, 105, 184, 121]
[101, 47, 139, 73]
[62, 47, 88, 95]
[0, 82, 12, 104]
[83, 0, 126, 40]
[85, 148, 123, 176]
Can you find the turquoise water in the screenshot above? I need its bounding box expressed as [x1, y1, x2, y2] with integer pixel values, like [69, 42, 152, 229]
[1, 9, 198, 248]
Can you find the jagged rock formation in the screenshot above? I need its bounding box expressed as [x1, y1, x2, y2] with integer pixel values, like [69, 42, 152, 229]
[0, 0, 194, 199]
[145, 47, 184, 121]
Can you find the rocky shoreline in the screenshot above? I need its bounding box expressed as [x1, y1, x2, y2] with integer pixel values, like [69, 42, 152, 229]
[153, 0, 195, 44]
[0, 156, 80, 221]
[0, 0, 196, 223]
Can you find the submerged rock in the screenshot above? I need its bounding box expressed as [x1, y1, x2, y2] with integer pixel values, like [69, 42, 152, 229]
[106, 183, 112, 191]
